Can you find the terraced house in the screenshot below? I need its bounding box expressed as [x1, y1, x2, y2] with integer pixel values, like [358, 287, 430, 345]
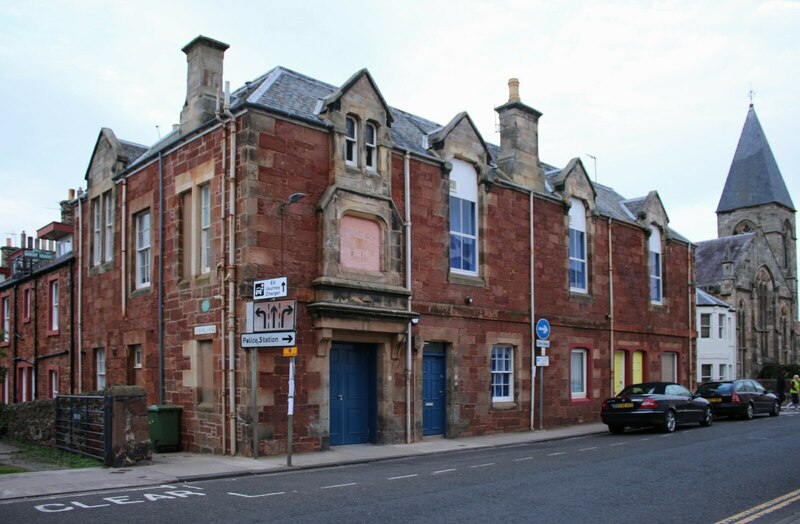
[0, 36, 694, 456]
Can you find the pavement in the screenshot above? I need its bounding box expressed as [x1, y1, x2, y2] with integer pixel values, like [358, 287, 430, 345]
[0, 422, 607, 501]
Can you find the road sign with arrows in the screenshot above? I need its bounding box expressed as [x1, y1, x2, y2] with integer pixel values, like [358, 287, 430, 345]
[248, 299, 296, 332]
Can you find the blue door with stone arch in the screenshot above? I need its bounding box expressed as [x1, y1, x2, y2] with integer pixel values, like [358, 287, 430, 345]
[423, 343, 446, 436]
[329, 342, 376, 446]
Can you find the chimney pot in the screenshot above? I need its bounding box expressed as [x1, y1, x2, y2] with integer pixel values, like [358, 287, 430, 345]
[69, 188, 75, 200]
[508, 78, 521, 103]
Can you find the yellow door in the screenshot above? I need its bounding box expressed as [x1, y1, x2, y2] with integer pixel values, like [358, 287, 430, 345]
[614, 351, 625, 394]
[633, 351, 644, 383]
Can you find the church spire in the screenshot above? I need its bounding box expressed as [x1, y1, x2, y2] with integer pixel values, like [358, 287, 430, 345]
[716, 105, 795, 213]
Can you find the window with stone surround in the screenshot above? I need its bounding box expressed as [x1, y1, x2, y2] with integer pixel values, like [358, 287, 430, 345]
[449, 159, 478, 275]
[365, 122, 377, 171]
[661, 352, 678, 382]
[199, 183, 211, 273]
[91, 190, 114, 266]
[345, 116, 357, 166]
[135, 210, 151, 289]
[95, 348, 106, 390]
[491, 345, 513, 402]
[571, 348, 588, 399]
[49, 278, 59, 332]
[197, 339, 214, 406]
[569, 199, 587, 292]
[1, 295, 9, 343]
[649, 227, 662, 304]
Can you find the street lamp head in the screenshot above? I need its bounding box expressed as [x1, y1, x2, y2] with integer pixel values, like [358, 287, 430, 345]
[287, 192, 306, 205]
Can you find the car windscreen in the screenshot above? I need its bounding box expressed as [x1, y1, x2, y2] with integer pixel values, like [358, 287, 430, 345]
[697, 382, 733, 394]
[620, 384, 663, 395]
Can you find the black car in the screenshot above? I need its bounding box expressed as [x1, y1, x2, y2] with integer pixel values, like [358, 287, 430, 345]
[601, 382, 713, 434]
[695, 379, 780, 419]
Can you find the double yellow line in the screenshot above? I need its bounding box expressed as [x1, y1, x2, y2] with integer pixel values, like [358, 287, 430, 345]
[716, 488, 800, 523]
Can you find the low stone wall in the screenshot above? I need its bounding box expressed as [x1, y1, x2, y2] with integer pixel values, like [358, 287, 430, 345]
[2, 386, 152, 467]
[4, 398, 56, 447]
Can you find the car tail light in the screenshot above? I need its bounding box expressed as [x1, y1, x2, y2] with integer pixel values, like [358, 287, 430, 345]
[601, 401, 610, 411]
[731, 392, 740, 404]
[640, 398, 658, 409]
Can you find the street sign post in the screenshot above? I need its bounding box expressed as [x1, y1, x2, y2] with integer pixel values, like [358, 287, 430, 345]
[253, 277, 288, 301]
[248, 299, 297, 332]
[535, 318, 551, 340]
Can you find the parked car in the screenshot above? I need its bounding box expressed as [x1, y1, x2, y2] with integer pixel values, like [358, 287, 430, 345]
[695, 379, 780, 419]
[601, 382, 713, 434]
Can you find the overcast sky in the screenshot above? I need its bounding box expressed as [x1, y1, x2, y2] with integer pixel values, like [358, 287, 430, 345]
[0, 0, 797, 251]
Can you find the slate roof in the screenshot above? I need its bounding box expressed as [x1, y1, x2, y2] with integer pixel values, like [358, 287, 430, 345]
[694, 233, 755, 286]
[716, 105, 795, 213]
[119, 139, 148, 166]
[696, 288, 733, 309]
[121, 65, 691, 242]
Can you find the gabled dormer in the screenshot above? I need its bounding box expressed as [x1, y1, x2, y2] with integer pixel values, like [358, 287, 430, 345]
[425, 111, 492, 173]
[626, 191, 670, 306]
[551, 157, 597, 215]
[318, 69, 395, 197]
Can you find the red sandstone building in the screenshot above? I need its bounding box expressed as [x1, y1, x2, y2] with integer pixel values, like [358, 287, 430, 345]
[1, 36, 694, 456]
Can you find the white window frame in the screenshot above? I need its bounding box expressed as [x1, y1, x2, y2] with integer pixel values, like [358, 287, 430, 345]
[718, 313, 725, 338]
[570, 348, 587, 399]
[96, 348, 106, 390]
[92, 198, 102, 266]
[491, 345, 514, 402]
[103, 191, 113, 262]
[135, 210, 151, 289]
[569, 199, 587, 292]
[649, 227, 662, 304]
[365, 122, 377, 171]
[23, 287, 31, 321]
[49, 369, 58, 398]
[133, 345, 143, 369]
[50, 280, 59, 331]
[345, 116, 357, 166]
[449, 159, 478, 275]
[700, 313, 711, 338]
[2, 296, 9, 342]
[199, 184, 211, 273]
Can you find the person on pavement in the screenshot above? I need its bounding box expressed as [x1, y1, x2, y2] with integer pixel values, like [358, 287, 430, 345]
[789, 375, 800, 410]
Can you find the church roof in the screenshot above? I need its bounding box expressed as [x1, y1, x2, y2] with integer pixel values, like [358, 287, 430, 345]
[716, 105, 795, 213]
[694, 233, 754, 286]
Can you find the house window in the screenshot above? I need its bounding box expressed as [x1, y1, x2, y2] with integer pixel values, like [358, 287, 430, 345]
[700, 314, 711, 338]
[23, 287, 31, 322]
[92, 197, 102, 266]
[49, 279, 59, 332]
[1, 296, 9, 343]
[365, 122, 377, 171]
[103, 191, 113, 262]
[17, 364, 33, 402]
[570, 348, 587, 399]
[48, 368, 58, 398]
[200, 184, 211, 273]
[649, 227, 662, 304]
[135, 210, 151, 289]
[133, 345, 143, 368]
[449, 159, 478, 274]
[718, 314, 725, 338]
[661, 352, 678, 382]
[345, 116, 357, 166]
[491, 345, 513, 402]
[198, 339, 214, 406]
[569, 199, 587, 292]
[96, 348, 106, 390]
[700, 364, 712, 383]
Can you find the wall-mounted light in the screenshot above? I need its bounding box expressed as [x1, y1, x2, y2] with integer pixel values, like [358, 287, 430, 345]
[464, 296, 473, 305]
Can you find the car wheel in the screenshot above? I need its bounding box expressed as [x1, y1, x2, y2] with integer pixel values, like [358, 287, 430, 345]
[769, 401, 780, 417]
[661, 410, 676, 433]
[608, 425, 625, 434]
[742, 403, 754, 420]
[700, 407, 713, 427]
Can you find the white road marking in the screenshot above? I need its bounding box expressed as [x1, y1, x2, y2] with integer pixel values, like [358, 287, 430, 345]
[514, 456, 535, 462]
[388, 474, 418, 480]
[228, 491, 286, 498]
[638, 438, 651, 441]
[547, 452, 566, 456]
[469, 463, 495, 468]
[610, 442, 626, 446]
[433, 469, 456, 474]
[579, 447, 597, 451]
[321, 483, 357, 490]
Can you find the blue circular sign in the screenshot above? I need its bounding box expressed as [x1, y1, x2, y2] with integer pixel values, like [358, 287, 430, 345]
[536, 318, 551, 340]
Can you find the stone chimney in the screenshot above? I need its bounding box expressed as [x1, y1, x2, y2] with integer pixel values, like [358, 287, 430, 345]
[179, 36, 230, 134]
[495, 78, 544, 192]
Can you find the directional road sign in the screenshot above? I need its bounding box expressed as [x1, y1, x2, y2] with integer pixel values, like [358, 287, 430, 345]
[536, 318, 551, 340]
[253, 277, 288, 301]
[241, 331, 296, 348]
[249, 299, 297, 332]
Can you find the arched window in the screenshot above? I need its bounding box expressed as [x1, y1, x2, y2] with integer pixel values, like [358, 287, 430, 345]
[755, 269, 773, 358]
[733, 220, 756, 235]
[649, 227, 662, 304]
[568, 199, 587, 292]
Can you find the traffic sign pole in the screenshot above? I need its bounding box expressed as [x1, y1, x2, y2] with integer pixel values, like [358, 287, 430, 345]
[287, 356, 295, 467]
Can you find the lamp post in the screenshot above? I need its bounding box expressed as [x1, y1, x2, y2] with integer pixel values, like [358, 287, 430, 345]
[279, 192, 304, 467]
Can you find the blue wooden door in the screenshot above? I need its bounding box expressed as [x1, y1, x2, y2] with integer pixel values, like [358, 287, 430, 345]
[423, 345, 446, 436]
[330, 343, 375, 445]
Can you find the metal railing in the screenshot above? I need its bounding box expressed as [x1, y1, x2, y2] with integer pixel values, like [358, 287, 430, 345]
[54, 394, 112, 465]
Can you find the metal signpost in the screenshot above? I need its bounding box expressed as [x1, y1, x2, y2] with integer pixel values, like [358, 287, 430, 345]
[535, 318, 551, 431]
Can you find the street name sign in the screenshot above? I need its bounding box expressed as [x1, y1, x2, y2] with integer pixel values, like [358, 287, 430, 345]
[241, 331, 296, 348]
[535, 339, 551, 348]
